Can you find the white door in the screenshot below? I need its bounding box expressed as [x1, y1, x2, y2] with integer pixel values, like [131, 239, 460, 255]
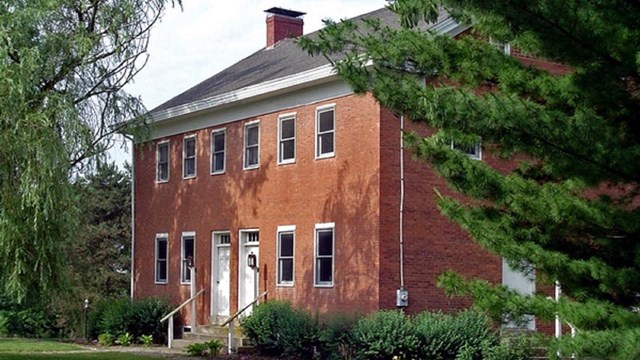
[238, 230, 259, 315]
[212, 233, 231, 321]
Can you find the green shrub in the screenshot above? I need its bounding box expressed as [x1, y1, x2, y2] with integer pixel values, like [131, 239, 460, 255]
[241, 300, 317, 358]
[98, 332, 115, 346]
[205, 339, 223, 356]
[186, 342, 208, 356]
[0, 295, 61, 338]
[116, 332, 133, 346]
[413, 310, 498, 360]
[351, 310, 419, 360]
[483, 335, 539, 360]
[90, 296, 171, 344]
[139, 334, 153, 347]
[317, 312, 360, 360]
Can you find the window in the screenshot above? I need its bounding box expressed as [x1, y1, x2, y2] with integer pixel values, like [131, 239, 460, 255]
[155, 234, 168, 283]
[183, 135, 196, 178]
[181, 232, 195, 283]
[244, 122, 260, 169]
[314, 223, 334, 286]
[490, 37, 511, 56]
[277, 226, 295, 285]
[278, 114, 296, 164]
[451, 140, 482, 160]
[211, 129, 226, 174]
[316, 106, 335, 158]
[156, 141, 169, 182]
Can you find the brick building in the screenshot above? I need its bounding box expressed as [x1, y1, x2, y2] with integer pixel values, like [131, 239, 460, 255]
[132, 6, 543, 330]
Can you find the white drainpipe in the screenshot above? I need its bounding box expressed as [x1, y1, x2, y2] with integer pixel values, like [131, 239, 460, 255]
[130, 143, 136, 299]
[399, 115, 406, 290]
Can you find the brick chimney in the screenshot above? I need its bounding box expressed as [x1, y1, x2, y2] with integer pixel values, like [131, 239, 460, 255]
[265, 7, 305, 47]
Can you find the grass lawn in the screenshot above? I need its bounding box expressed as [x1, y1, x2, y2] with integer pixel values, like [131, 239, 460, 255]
[0, 339, 165, 359]
[0, 353, 164, 360]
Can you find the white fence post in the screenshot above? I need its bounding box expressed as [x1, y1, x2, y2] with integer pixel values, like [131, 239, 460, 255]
[168, 317, 174, 349]
[228, 320, 235, 354]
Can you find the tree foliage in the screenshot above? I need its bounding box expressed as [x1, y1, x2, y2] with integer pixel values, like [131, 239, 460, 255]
[0, 0, 178, 302]
[300, 0, 640, 357]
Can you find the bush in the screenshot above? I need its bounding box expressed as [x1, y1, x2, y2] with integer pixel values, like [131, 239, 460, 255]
[205, 339, 223, 356]
[413, 310, 498, 360]
[98, 333, 115, 346]
[139, 334, 153, 347]
[241, 300, 317, 358]
[89, 296, 171, 344]
[483, 335, 540, 360]
[0, 295, 61, 338]
[116, 332, 133, 346]
[351, 310, 419, 360]
[186, 342, 208, 356]
[316, 312, 360, 360]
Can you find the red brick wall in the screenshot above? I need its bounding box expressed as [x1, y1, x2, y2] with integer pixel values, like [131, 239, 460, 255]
[133, 93, 382, 324]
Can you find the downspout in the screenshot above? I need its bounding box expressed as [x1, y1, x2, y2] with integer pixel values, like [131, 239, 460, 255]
[399, 115, 405, 289]
[130, 144, 136, 299]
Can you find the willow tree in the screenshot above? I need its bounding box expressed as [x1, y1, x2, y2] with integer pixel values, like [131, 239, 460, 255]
[300, 0, 640, 357]
[0, 0, 179, 303]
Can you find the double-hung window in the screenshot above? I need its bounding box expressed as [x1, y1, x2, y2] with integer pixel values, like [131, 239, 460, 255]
[277, 226, 295, 286]
[451, 140, 482, 160]
[314, 223, 335, 286]
[156, 141, 169, 182]
[244, 121, 260, 169]
[211, 129, 226, 174]
[183, 135, 196, 178]
[155, 234, 168, 283]
[181, 232, 195, 283]
[316, 105, 335, 158]
[278, 114, 296, 164]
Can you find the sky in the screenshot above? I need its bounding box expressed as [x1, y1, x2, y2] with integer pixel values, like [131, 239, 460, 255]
[110, 0, 389, 164]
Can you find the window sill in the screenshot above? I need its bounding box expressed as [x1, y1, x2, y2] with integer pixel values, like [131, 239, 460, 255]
[276, 283, 294, 288]
[243, 165, 260, 171]
[210, 171, 225, 176]
[154, 281, 168, 285]
[277, 159, 296, 166]
[314, 283, 334, 288]
[315, 153, 335, 160]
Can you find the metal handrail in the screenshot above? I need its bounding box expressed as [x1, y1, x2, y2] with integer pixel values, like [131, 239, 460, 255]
[161, 288, 205, 348]
[222, 291, 267, 354]
[161, 288, 205, 322]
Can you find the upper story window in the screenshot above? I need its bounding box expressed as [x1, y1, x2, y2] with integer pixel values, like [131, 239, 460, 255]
[156, 141, 169, 182]
[211, 129, 226, 174]
[244, 121, 260, 169]
[316, 105, 335, 158]
[278, 114, 296, 164]
[451, 140, 482, 160]
[183, 135, 196, 178]
[314, 222, 335, 287]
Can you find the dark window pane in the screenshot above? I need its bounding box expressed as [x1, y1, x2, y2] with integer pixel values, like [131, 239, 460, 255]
[279, 259, 293, 282]
[247, 125, 259, 146]
[156, 260, 167, 282]
[184, 238, 194, 257]
[214, 154, 224, 171]
[280, 233, 293, 257]
[158, 164, 168, 180]
[281, 140, 294, 161]
[185, 138, 195, 156]
[319, 110, 334, 132]
[157, 240, 167, 259]
[246, 147, 258, 167]
[319, 133, 334, 155]
[317, 230, 333, 256]
[281, 119, 295, 139]
[317, 258, 332, 283]
[185, 158, 195, 176]
[214, 133, 225, 151]
[159, 144, 168, 162]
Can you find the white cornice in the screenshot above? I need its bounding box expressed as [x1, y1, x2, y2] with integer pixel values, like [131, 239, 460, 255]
[149, 64, 338, 123]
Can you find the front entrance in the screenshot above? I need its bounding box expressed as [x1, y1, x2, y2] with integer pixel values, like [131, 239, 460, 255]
[211, 232, 231, 323]
[238, 230, 259, 316]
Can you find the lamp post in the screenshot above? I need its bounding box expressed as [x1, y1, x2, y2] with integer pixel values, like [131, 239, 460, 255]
[83, 299, 89, 341]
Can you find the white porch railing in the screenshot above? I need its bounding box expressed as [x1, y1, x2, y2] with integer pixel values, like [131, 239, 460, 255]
[160, 288, 205, 349]
[221, 291, 268, 354]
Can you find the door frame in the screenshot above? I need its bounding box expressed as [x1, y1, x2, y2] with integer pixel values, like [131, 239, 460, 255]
[237, 228, 260, 314]
[211, 231, 231, 320]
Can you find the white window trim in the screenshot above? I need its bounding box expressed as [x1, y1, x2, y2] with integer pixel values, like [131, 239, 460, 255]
[156, 141, 170, 183]
[155, 233, 168, 284]
[183, 135, 197, 179]
[314, 222, 335, 287]
[451, 140, 482, 160]
[276, 225, 296, 287]
[277, 113, 296, 165]
[243, 120, 260, 170]
[210, 128, 226, 175]
[315, 104, 336, 159]
[181, 231, 196, 285]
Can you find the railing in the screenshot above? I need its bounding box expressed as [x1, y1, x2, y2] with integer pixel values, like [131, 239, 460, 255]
[160, 288, 205, 349]
[221, 291, 268, 354]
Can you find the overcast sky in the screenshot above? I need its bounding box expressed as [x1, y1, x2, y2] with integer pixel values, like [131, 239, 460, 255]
[111, 0, 389, 164]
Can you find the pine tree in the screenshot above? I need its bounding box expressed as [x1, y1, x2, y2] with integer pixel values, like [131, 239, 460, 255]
[300, 0, 640, 357]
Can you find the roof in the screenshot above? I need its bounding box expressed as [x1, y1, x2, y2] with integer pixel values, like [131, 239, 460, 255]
[150, 7, 460, 118]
